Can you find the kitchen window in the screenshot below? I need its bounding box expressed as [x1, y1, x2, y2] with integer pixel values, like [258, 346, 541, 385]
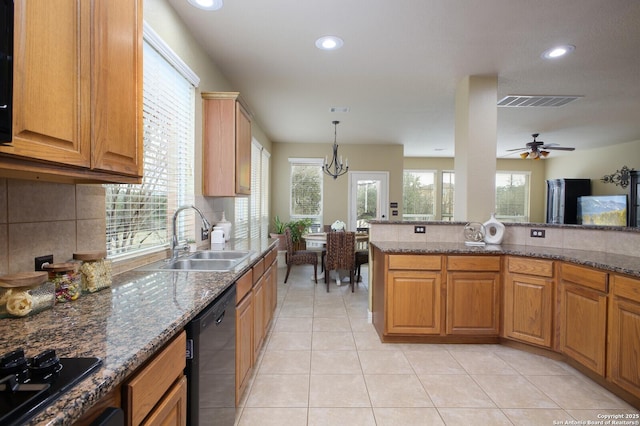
[289, 158, 323, 227]
[403, 170, 436, 221]
[495, 171, 530, 222]
[441, 171, 455, 221]
[234, 140, 270, 240]
[104, 25, 199, 258]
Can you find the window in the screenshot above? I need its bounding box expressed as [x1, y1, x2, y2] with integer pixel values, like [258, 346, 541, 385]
[234, 140, 270, 240]
[441, 171, 455, 221]
[289, 158, 323, 226]
[105, 25, 198, 258]
[403, 170, 436, 221]
[495, 172, 530, 222]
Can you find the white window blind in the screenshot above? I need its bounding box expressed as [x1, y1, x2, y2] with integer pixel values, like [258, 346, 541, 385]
[234, 140, 270, 240]
[105, 33, 196, 258]
[289, 158, 323, 224]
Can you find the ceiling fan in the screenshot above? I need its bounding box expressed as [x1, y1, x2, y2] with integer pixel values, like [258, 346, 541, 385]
[507, 133, 575, 159]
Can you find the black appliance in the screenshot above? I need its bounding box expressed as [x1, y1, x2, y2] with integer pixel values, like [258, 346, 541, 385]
[0, 348, 102, 426]
[0, 0, 13, 143]
[185, 285, 236, 426]
[546, 178, 591, 224]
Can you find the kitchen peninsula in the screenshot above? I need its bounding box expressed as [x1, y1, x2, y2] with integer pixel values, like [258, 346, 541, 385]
[369, 221, 640, 408]
[0, 239, 277, 425]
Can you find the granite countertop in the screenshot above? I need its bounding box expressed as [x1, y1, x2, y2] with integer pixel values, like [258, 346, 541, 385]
[0, 239, 277, 426]
[370, 241, 640, 278]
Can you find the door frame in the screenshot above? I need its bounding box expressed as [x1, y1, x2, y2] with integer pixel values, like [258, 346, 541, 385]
[347, 171, 389, 231]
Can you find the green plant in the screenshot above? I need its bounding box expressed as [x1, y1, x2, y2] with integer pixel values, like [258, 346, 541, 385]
[286, 218, 313, 243]
[272, 215, 286, 234]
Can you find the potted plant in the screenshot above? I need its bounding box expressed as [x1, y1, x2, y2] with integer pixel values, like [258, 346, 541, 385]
[270, 216, 287, 250]
[287, 218, 313, 250]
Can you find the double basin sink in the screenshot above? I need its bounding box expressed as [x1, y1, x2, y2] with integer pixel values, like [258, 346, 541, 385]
[141, 250, 254, 272]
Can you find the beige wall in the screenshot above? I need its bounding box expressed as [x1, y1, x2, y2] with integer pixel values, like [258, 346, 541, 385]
[545, 139, 640, 196]
[270, 142, 404, 230]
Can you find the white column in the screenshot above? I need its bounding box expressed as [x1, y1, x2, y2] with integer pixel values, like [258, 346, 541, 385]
[454, 75, 497, 222]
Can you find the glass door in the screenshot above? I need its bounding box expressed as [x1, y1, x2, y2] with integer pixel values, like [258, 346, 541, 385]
[348, 172, 389, 231]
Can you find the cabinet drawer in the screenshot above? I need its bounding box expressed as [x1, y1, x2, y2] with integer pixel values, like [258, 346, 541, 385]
[124, 331, 186, 426]
[612, 275, 640, 303]
[252, 258, 265, 284]
[388, 255, 441, 270]
[561, 263, 608, 293]
[447, 256, 500, 271]
[508, 257, 554, 277]
[236, 270, 253, 303]
[266, 248, 277, 265]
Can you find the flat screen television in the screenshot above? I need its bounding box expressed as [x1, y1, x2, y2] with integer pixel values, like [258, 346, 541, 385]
[577, 195, 628, 226]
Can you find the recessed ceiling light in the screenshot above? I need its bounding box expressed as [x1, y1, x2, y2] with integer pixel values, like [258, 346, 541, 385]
[187, 0, 223, 11]
[315, 36, 344, 51]
[542, 45, 575, 59]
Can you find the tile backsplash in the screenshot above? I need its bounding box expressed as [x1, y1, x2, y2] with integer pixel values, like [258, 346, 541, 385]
[0, 179, 106, 275]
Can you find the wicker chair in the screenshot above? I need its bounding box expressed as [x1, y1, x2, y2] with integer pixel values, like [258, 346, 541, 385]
[324, 231, 356, 292]
[354, 227, 369, 282]
[284, 227, 318, 284]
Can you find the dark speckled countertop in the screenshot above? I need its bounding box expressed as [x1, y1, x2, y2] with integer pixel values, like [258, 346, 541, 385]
[370, 242, 640, 278]
[0, 239, 277, 426]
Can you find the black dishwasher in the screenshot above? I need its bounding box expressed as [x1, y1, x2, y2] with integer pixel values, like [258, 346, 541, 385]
[185, 284, 236, 426]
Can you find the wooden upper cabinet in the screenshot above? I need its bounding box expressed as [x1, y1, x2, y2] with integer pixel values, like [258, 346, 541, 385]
[2, 0, 142, 183]
[202, 92, 252, 196]
[90, 0, 143, 177]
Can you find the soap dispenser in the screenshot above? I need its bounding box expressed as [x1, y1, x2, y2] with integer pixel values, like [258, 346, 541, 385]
[217, 212, 232, 241]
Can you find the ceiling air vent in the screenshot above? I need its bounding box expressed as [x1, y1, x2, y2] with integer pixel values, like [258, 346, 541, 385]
[497, 95, 583, 107]
[330, 106, 350, 113]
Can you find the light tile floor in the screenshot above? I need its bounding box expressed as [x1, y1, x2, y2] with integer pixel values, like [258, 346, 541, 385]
[235, 265, 640, 425]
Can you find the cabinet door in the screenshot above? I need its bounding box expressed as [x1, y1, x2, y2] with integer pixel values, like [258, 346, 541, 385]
[235, 294, 253, 406]
[252, 276, 266, 359]
[8, 0, 90, 167]
[142, 375, 187, 426]
[235, 102, 251, 195]
[608, 275, 640, 397]
[91, 0, 143, 176]
[386, 270, 441, 335]
[446, 272, 500, 335]
[504, 274, 553, 347]
[560, 282, 607, 375]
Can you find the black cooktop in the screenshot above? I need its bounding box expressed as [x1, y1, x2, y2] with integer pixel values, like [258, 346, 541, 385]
[0, 349, 102, 426]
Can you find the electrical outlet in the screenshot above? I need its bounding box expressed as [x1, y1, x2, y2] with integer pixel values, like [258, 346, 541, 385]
[414, 225, 426, 234]
[530, 229, 546, 238]
[35, 254, 53, 271]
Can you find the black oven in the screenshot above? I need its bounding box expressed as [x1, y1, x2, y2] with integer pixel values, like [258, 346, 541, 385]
[0, 0, 13, 143]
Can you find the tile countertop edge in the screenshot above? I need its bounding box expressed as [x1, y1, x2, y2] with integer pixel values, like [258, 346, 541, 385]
[370, 242, 640, 278]
[1, 239, 278, 426]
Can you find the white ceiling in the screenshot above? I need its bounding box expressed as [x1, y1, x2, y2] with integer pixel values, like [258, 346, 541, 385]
[166, 0, 640, 158]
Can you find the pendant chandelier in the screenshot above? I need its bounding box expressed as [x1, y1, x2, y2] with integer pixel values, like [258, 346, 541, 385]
[322, 121, 349, 180]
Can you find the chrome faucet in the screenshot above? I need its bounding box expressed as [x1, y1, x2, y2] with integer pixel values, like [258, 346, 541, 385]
[171, 205, 212, 260]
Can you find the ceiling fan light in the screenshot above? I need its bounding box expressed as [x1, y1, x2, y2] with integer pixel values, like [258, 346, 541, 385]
[519, 152, 529, 159]
[540, 150, 550, 158]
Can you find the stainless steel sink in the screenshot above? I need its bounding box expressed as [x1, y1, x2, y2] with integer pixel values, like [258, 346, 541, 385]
[138, 250, 254, 272]
[186, 250, 252, 260]
[163, 258, 238, 270]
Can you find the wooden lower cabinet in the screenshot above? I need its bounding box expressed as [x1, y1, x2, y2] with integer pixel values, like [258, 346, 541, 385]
[235, 290, 253, 406]
[503, 257, 554, 348]
[123, 332, 187, 426]
[608, 274, 640, 398]
[559, 264, 608, 376]
[142, 376, 187, 426]
[446, 256, 501, 335]
[386, 270, 442, 334]
[252, 276, 266, 359]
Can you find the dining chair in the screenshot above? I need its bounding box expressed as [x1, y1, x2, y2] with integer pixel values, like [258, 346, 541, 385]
[354, 228, 369, 282]
[324, 231, 356, 292]
[284, 227, 318, 284]
[320, 225, 332, 273]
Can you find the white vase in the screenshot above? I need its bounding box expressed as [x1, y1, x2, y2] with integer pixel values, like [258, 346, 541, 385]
[483, 213, 505, 245]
